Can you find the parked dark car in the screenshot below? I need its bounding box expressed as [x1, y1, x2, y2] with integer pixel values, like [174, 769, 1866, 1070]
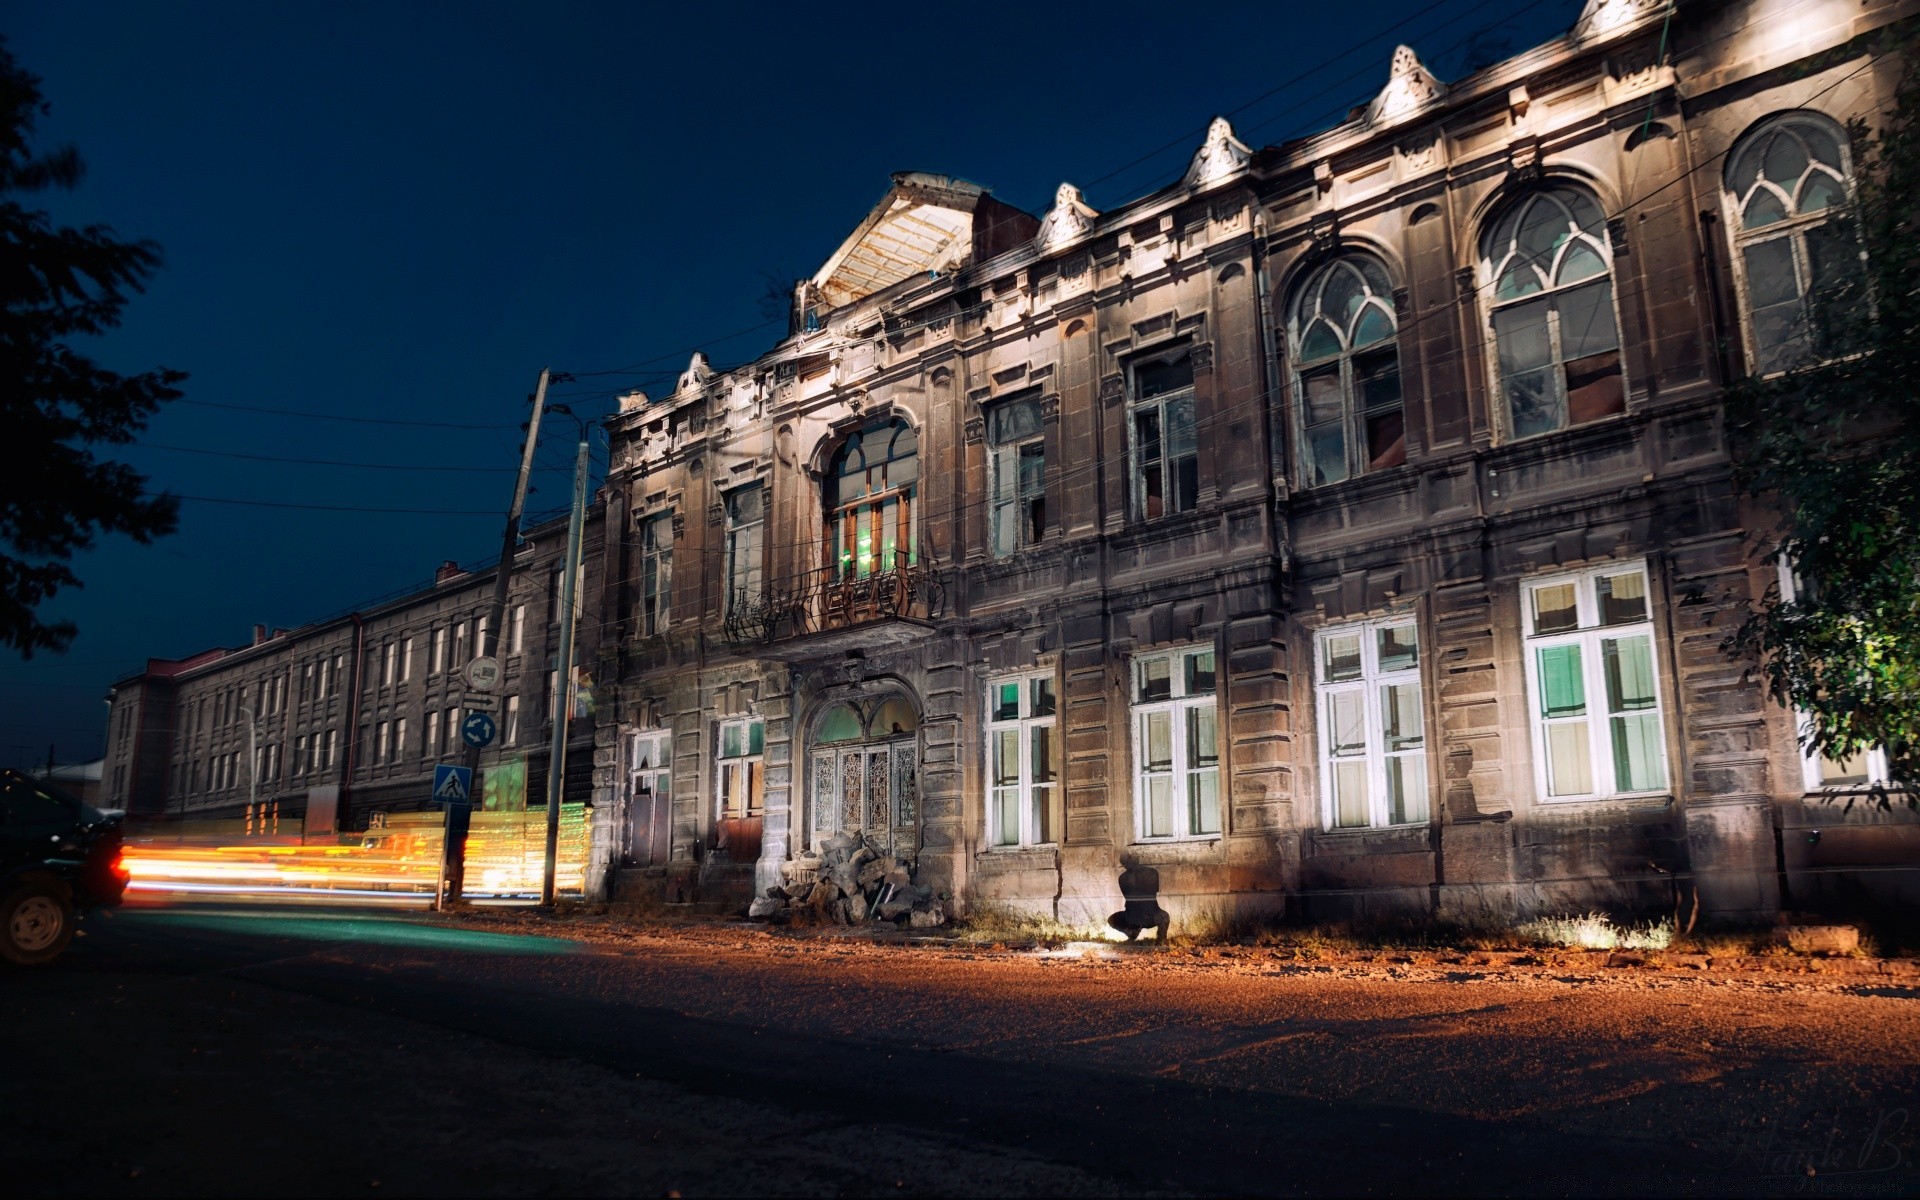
[1, 767, 128, 965]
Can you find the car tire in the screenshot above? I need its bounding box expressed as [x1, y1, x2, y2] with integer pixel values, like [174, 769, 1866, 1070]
[1, 882, 75, 966]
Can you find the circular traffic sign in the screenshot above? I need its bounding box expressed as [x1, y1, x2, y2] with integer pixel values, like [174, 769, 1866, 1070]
[461, 711, 497, 748]
[463, 655, 501, 692]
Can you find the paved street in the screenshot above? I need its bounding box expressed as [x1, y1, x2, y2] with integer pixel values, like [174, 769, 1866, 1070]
[5, 903, 1917, 1197]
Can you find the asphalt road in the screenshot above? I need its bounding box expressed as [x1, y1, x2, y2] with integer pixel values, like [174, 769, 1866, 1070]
[4, 903, 1917, 1197]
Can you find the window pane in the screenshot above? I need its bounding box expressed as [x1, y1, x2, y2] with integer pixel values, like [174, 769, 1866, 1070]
[1611, 711, 1667, 792]
[721, 724, 741, 758]
[1538, 644, 1587, 718]
[1030, 677, 1056, 718]
[1033, 782, 1053, 845]
[1559, 281, 1619, 360]
[1188, 704, 1218, 768]
[1145, 776, 1174, 838]
[1184, 650, 1215, 696]
[1302, 365, 1344, 425]
[1333, 760, 1370, 828]
[994, 788, 1020, 846]
[1385, 754, 1428, 825]
[994, 729, 1019, 788]
[1597, 571, 1648, 625]
[1807, 223, 1867, 353]
[1743, 238, 1806, 374]
[988, 397, 1043, 444]
[1143, 711, 1173, 771]
[1744, 237, 1801, 307]
[1352, 303, 1395, 349]
[1602, 635, 1658, 712]
[1531, 583, 1579, 634]
[1743, 188, 1788, 230]
[1545, 721, 1594, 796]
[1380, 682, 1423, 751]
[1505, 367, 1561, 439]
[1307, 423, 1348, 487]
[1377, 625, 1418, 673]
[1556, 241, 1607, 286]
[1329, 690, 1367, 756]
[1365, 409, 1406, 471]
[1031, 724, 1057, 784]
[1300, 317, 1341, 361]
[1495, 299, 1552, 372]
[1762, 133, 1808, 188]
[1136, 356, 1193, 399]
[995, 682, 1021, 722]
[1188, 769, 1221, 836]
[1322, 633, 1363, 682]
[748, 721, 764, 755]
[1566, 350, 1625, 425]
[1138, 658, 1171, 703]
[1819, 750, 1872, 786]
[1799, 172, 1843, 214]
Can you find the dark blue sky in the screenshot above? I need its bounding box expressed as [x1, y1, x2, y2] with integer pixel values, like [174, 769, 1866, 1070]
[2, 0, 1583, 765]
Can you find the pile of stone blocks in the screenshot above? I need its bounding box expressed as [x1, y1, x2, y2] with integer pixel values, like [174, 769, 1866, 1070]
[748, 831, 943, 928]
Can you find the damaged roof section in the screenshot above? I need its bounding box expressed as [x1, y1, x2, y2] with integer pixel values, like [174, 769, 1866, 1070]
[807, 172, 1039, 312]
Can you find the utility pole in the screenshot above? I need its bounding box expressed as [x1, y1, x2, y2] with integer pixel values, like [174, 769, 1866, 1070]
[440, 368, 559, 910]
[542, 407, 590, 906]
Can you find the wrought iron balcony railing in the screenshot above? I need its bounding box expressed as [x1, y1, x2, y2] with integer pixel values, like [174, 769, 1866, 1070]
[723, 562, 945, 647]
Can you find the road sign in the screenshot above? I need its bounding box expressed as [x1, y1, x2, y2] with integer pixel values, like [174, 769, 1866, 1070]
[460, 693, 499, 712]
[463, 656, 501, 692]
[432, 764, 473, 804]
[460, 711, 497, 748]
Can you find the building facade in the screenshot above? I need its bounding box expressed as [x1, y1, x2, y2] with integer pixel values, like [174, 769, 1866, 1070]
[589, 0, 1918, 924]
[102, 514, 604, 837]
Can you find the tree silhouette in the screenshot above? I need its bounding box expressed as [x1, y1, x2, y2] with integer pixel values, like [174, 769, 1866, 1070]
[0, 38, 182, 657]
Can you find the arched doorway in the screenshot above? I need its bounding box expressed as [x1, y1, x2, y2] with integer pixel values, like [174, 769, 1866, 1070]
[807, 693, 918, 854]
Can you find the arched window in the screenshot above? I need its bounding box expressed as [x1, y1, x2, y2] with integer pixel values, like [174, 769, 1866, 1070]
[824, 417, 918, 579]
[1723, 113, 1863, 375]
[1286, 254, 1405, 485]
[1480, 184, 1625, 438]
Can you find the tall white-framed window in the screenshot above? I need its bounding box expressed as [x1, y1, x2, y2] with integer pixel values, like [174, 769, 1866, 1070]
[393, 717, 408, 760]
[725, 486, 765, 616]
[639, 511, 674, 634]
[294, 734, 308, 776]
[1522, 561, 1669, 801]
[987, 395, 1046, 557]
[510, 605, 526, 655]
[1287, 253, 1406, 486]
[375, 720, 392, 765]
[323, 729, 338, 770]
[1316, 619, 1428, 829]
[1723, 112, 1864, 376]
[452, 620, 470, 667]
[424, 710, 441, 758]
[431, 627, 447, 675]
[444, 706, 461, 751]
[628, 728, 672, 804]
[1775, 562, 1893, 791]
[1131, 645, 1220, 840]
[716, 716, 764, 819]
[399, 637, 413, 682]
[381, 642, 397, 688]
[1127, 350, 1199, 521]
[986, 673, 1058, 847]
[503, 695, 521, 747]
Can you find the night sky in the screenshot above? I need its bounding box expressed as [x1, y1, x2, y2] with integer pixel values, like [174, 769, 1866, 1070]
[2, 0, 1584, 767]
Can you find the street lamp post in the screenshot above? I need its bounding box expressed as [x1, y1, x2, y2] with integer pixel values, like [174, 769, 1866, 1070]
[540, 404, 591, 906]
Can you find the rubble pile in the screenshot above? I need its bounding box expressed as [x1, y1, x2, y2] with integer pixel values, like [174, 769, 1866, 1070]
[748, 831, 944, 928]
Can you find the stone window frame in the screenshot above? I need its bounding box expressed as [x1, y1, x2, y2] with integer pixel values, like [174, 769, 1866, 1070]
[1478, 182, 1629, 441]
[1124, 345, 1200, 522]
[984, 672, 1060, 849]
[1520, 560, 1671, 803]
[638, 509, 675, 636]
[1314, 616, 1430, 831]
[1721, 111, 1862, 378]
[1130, 643, 1221, 842]
[716, 715, 765, 820]
[1775, 561, 1892, 792]
[1286, 252, 1407, 487]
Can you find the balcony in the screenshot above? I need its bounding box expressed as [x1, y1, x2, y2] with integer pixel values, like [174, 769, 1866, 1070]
[724, 562, 946, 655]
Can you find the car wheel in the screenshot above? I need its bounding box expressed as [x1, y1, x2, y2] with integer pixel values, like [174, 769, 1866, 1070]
[1, 883, 75, 966]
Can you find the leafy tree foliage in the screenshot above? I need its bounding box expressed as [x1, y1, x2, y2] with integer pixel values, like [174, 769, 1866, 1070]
[1724, 32, 1919, 801]
[0, 39, 181, 656]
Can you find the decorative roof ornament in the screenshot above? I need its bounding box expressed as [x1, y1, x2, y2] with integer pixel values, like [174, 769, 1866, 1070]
[1183, 117, 1252, 190]
[617, 389, 651, 414]
[1366, 45, 1443, 127]
[1035, 183, 1099, 252]
[1573, 0, 1667, 41]
[675, 352, 713, 397]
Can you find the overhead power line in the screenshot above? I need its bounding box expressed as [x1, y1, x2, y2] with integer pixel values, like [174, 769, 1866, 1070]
[172, 397, 519, 430]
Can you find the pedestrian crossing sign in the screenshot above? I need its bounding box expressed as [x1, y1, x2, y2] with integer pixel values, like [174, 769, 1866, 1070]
[433, 764, 473, 804]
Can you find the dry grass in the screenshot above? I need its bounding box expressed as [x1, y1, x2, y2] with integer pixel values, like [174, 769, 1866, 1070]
[951, 901, 1106, 948]
[1512, 912, 1675, 951]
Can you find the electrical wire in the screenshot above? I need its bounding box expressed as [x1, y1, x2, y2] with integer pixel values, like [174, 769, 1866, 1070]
[171, 397, 521, 430]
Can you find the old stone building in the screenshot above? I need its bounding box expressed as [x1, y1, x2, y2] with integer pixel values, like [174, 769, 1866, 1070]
[591, 0, 1918, 925]
[102, 513, 603, 835]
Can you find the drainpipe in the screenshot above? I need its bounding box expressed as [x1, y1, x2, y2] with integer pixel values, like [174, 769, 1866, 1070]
[339, 614, 366, 827]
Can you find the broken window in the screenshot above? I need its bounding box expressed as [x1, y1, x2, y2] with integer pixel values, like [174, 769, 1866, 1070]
[1128, 352, 1199, 520]
[1481, 185, 1625, 438]
[1723, 113, 1865, 375]
[987, 394, 1046, 557]
[1316, 620, 1428, 830]
[825, 418, 917, 580]
[638, 511, 673, 635]
[1131, 646, 1220, 840]
[1523, 562, 1668, 801]
[1287, 254, 1406, 486]
[986, 674, 1058, 847]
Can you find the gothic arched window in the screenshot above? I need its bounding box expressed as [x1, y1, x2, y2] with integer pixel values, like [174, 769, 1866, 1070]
[1287, 254, 1405, 486]
[824, 416, 918, 579]
[1723, 113, 1863, 375]
[1480, 184, 1625, 439]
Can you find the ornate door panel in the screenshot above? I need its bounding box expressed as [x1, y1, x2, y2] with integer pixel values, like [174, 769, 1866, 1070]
[810, 738, 916, 852]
